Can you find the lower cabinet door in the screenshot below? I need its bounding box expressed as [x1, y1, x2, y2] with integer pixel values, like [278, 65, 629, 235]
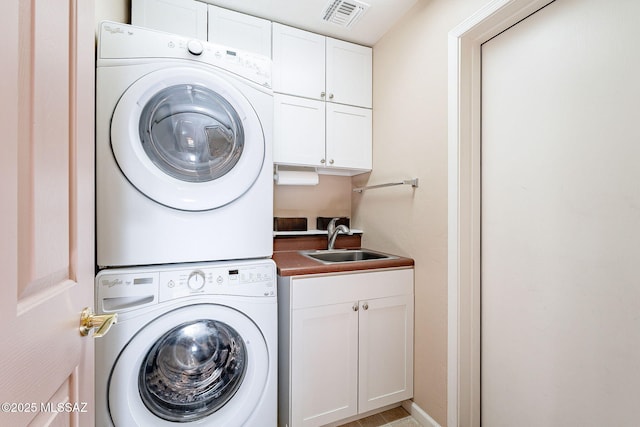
[358, 294, 414, 413]
[291, 302, 359, 427]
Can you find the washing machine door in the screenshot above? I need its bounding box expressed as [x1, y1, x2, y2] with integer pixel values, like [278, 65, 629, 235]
[110, 66, 265, 211]
[108, 304, 269, 426]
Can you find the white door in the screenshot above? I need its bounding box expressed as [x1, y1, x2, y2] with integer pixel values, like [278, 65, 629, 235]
[482, 0, 640, 425]
[131, 0, 208, 40]
[207, 5, 272, 57]
[325, 38, 372, 108]
[326, 103, 372, 171]
[291, 303, 359, 427]
[273, 93, 326, 167]
[358, 294, 414, 413]
[0, 0, 96, 426]
[272, 23, 326, 100]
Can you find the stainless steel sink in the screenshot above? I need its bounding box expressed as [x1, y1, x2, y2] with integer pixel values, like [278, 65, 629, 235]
[300, 249, 397, 264]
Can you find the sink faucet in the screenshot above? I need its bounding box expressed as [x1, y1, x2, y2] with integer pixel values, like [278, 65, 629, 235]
[327, 218, 350, 250]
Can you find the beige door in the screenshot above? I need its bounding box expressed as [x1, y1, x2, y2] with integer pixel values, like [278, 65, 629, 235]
[0, 0, 96, 426]
[482, 0, 640, 424]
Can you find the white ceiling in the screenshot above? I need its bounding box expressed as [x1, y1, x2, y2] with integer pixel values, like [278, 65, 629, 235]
[202, 0, 419, 46]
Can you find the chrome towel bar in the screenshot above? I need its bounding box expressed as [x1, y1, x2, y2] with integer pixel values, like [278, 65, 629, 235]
[352, 178, 419, 193]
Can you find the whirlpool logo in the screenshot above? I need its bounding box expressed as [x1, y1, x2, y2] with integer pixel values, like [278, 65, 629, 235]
[101, 278, 123, 288]
[103, 25, 133, 36]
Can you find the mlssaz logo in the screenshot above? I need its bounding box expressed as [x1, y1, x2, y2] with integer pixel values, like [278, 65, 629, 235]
[40, 402, 89, 413]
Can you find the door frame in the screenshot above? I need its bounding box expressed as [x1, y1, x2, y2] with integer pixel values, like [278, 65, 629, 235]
[446, 0, 553, 425]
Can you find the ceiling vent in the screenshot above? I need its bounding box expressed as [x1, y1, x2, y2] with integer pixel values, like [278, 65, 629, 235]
[321, 0, 369, 28]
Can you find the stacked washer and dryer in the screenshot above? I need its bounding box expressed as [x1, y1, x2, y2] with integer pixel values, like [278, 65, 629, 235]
[94, 22, 277, 426]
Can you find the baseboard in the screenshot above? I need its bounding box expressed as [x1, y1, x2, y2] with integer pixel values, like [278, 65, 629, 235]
[401, 400, 442, 427]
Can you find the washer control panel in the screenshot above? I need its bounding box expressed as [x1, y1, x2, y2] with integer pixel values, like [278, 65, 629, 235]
[159, 262, 275, 302]
[96, 260, 276, 313]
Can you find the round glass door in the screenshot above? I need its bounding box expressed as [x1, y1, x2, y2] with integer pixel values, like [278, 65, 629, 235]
[108, 304, 270, 426]
[139, 85, 244, 183]
[110, 67, 266, 211]
[139, 319, 246, 422]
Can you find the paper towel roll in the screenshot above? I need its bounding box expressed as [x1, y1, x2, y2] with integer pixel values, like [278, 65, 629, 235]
[274, 170, 319, 186]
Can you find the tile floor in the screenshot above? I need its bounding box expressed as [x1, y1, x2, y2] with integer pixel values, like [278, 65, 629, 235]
[337, 406, 422, 427]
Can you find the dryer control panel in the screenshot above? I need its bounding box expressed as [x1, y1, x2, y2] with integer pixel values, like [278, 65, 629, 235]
[96, 260, 276, 313]
[98, 21, 272, 88]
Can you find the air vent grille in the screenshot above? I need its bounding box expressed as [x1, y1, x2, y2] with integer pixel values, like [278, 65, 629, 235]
[321, 0, 369, 28]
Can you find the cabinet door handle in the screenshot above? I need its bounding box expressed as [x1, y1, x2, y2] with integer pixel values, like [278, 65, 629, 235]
[320, 158, 326, 164]
[329, 159, 334, 165]
[362, 302, 369, 310]
[329, 93, 334, 100]
[352, 303, 359, 312]
[321, 91, 326, 98]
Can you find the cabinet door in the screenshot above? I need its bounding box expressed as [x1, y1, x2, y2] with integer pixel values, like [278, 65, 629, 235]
[358, 294, 414, 413]
[207, 5, 271, 57]
[274, 94, 326, 167]
[326, 103, 372, 171]
[291, 303, 359, 427]
[326, 38, 372, 108]
[131, 0, 207, 40]
[272, 23, 325, 100]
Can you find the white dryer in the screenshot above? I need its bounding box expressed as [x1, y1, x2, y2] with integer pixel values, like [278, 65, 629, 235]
[96, 22, 273, 268]
[95, 259, 277, 426]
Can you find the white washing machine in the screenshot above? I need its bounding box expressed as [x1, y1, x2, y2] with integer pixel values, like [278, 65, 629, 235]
[96, 22, 273, 268]
[95, 259, 277, 426]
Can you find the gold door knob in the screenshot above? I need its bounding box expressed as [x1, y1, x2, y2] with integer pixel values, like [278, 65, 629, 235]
[79, 307, 117, 338]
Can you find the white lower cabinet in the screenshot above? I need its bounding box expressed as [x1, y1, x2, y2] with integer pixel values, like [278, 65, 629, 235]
[292, 302, 359, 426]
[358, 293, 414, 413]
[278, 268, 414, 427]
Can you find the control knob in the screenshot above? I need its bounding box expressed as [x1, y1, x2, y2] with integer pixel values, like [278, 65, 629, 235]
[187, 40, 204, 56]
[187, 270, 206, 291]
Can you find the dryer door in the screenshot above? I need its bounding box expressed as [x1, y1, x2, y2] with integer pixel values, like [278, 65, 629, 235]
[111, 67, 265, 211]
[108, 304, 269, 426]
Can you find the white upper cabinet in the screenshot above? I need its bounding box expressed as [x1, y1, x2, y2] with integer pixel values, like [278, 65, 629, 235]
[207, 5, 272, 58]
[272, 23, 326, 100]
[325, 103, 372, 170]
[131, 0, 207, 40]
[326, 38, 373, 108]
[131, 1, 271, 57]
[273, 95, 372, 172]
[273, 94, 326, 167]
[272, 23, 373, 174]
[272, 23, 372, 108]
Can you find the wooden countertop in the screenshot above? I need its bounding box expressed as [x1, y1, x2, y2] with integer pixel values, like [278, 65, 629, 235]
[273, 249, 414, 277]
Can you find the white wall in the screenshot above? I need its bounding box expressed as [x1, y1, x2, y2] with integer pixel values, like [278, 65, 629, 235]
[274, 175, 352, 228]
[353, 0, 489, 424]
[95, 0, 129, 29]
